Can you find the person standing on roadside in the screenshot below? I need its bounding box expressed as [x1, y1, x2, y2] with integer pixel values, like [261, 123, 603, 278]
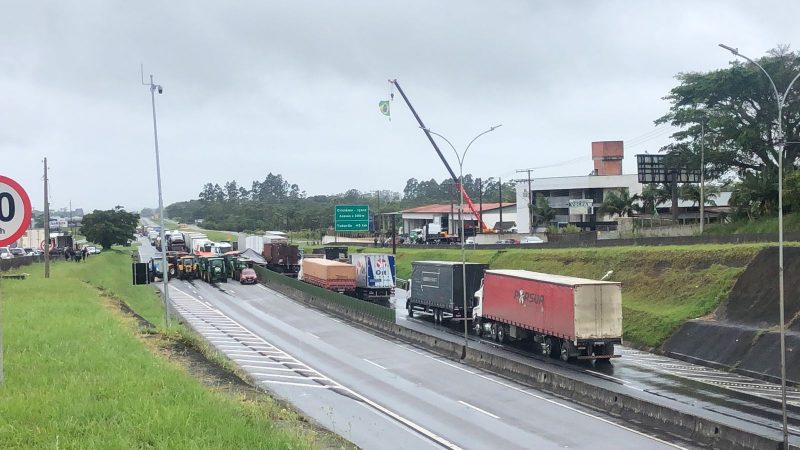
[81, 247, 87, 261]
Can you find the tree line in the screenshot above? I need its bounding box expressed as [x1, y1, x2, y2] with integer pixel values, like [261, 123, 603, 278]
[163, 173, 516, 233]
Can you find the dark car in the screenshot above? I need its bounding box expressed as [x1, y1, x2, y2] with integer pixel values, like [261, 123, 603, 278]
[9, 248, 25, 257]
[239, 268, 257, 285]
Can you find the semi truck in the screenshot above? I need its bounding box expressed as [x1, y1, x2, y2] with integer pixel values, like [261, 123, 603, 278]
[406, 261, 487, 324]
[473, 270, 622, 361]
[350, 253, 395, 301]
[262, 243, 300, 276]
[300, 258, 356, 294]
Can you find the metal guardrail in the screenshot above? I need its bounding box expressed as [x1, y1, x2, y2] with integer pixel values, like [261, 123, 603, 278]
[252, 265, 396, 323]
[0, 256, 42, 272]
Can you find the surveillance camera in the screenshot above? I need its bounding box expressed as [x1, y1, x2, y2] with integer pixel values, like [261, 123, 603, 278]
[157, 85, 163, 94]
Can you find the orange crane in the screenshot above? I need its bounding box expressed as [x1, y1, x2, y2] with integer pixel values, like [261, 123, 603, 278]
[389, 79, 490, 232]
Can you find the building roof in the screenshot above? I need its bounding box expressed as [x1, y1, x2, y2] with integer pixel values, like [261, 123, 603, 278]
[402, 203, 515, 214]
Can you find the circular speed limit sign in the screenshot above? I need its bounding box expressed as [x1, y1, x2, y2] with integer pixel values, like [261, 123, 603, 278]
[0, 176, 32, 247]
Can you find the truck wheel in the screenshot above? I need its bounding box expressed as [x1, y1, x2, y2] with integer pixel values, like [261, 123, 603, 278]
[560, 340, 572, 362]
[541, 338, 552, 356]
[474, 320, 482, 337]
[548, 338, 561, 359]
[407, 303, 414, 317]
[497, 326, 506, 343]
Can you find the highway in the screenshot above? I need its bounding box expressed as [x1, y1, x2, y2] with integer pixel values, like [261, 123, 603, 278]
[138, 237, 686, 449]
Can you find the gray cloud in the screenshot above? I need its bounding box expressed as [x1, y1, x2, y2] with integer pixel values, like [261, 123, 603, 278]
[1, 0, 797, 213]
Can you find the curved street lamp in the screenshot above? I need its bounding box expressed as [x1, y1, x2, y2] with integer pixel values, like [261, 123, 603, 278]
[719, 43, 800, 449]
[425, 125, 502, 355]
[142, 69, 170, 328]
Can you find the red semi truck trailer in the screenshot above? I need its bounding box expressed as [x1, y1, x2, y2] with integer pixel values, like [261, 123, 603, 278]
[473, 270, 622, 361]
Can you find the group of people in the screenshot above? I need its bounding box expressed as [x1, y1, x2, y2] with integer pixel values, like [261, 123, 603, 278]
[63, 246, 88, 262]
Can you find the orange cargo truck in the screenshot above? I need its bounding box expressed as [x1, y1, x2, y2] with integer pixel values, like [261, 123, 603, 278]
[300, 258, 356, 294]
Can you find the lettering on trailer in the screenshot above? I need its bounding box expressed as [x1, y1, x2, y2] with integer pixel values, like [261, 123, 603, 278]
[0, 227, 4, 235]
[420, 270, 440, 290]
[516, 289, 544, 306]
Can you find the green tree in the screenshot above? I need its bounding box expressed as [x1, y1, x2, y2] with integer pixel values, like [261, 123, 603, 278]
[80, 209, 139, 250]
[679, 183, 719, 207]
[657, 46, 800, 186]
[533, 193, 555, 225]
[599, 190, 638, 218]
[635, 184, 669, 214]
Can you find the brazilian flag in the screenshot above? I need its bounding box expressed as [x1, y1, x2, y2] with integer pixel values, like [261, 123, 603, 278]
[378, 100, 390, 116]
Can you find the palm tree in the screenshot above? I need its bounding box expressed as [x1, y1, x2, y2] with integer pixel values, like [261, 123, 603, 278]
[599, 190, 638, 218]
[634, 184, 669, 215]
[679, 183, 719, 208]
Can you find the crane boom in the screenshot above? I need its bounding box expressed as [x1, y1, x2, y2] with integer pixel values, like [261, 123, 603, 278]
[389, 79, 490, 232]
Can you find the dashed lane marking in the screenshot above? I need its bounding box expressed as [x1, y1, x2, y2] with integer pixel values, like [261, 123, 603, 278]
[167, 284, 463, 450]
[458, 400, 500, 419]
[364, 358, 387, 370]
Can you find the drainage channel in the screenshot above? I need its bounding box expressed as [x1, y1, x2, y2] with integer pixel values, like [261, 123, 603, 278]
[166, 286, 463, 450]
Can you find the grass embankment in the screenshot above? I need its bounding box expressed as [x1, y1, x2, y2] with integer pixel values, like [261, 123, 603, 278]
[356, 244, 766, 348]
[704, 212, 800, 235]
[0, 248, 342, 449]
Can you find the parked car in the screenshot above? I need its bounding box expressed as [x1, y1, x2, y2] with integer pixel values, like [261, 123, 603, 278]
[520, 235, 544, 245]
[23, 247, 37, 256]
[9, 248, 25, 257]
[86, 246, 101, 255]
[496, 239, 519, 245]
[239, 268, 258, 285]
[465, 237, 475, 245]
[0, 247, 11, 260]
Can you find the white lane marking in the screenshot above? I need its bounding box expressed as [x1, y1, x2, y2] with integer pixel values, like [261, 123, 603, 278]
[473, 373, 685, 449]
[168, 284, 462, 450]
[198, 295, 204, 300]
[242, 365, 308, 373]
[259, 380, 331, 389]
[251, 372, 327, 381]
[364, 358, 387, 370]
[233, 359, 288, 365]
[458, 400, 500, 419]
[306, 332, 320, 339]
[433, 358, 475, 374]
[228, 289, 236, 294]
[204, 301, 214, 308]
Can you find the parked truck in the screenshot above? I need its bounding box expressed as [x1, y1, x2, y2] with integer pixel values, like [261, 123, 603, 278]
[406, 261, 487, 323]
[350, 253, 395, 301]
[300, 258, 356, 294]
[473, 270, 622, 361]
[312, 246, 348, 261]
[262, 243, 300, 276]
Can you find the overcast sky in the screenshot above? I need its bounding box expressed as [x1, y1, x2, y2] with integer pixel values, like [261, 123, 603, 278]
[2, 1, 797, 213]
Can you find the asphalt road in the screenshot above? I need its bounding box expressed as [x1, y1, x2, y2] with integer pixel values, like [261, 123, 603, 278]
[136, 237, 684, 449]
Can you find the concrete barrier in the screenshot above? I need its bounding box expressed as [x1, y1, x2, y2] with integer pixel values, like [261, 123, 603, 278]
[259, 277, 784, 449]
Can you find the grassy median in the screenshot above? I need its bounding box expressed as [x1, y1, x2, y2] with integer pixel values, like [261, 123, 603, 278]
[0, 249, 346, 449]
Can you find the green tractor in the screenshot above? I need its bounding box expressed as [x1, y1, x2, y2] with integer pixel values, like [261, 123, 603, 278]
[226, 255, 250, 280]
[199, 256, 228, 283]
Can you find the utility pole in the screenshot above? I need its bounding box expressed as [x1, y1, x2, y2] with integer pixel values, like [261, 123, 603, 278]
[498, 177, 503, 232]
[700, 122, 705, 233]
[478, 178, 483, 233]
[517, 168, 534, 233]
[43, 158, 50, 279]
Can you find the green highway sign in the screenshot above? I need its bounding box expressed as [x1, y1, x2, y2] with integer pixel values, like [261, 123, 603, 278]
[335, 205, 369, 231]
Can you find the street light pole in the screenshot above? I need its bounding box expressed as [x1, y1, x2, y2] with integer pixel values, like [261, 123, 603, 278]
[700, 121, 705, 233]
[142, 69, 170, 328]
[719, 43, 800, 449]
[426, 126, 502, 356]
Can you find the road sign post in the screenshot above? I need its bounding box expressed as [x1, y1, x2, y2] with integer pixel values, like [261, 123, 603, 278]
[335, 205, 370, 232]
[0, 175, 32, 385]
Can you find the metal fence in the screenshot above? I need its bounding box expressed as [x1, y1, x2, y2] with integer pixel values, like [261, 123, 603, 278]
[252, 265, 396, 323]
